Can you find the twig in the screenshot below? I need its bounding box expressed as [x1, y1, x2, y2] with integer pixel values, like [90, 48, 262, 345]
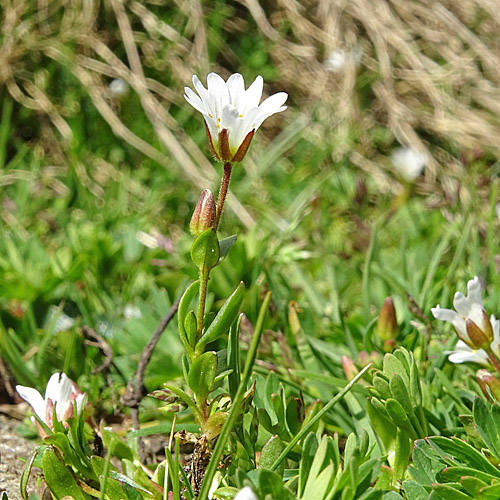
[81, 326, 113, 375]
[121, 299, 180, 413]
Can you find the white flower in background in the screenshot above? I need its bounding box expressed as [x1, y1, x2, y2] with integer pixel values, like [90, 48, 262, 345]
[233, 486, 258, 500]
[184, 73, 287, 163]
[124, 304, 142, 320]
[391, 147, 427, 182]
[496, 203, 500, 220]
[16, 373, 86, 429]
[109, 78, 130, 99]
[47, 306, 75, 333]
[432, 276, 497, 351]
[325, 47, 362, 72]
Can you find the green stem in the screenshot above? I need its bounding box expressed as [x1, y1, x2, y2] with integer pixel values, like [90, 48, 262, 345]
[197, 291, 272, 500]
[196, 278, 209, 341]
[269, 363, 372, 472]
[215, 162, 232, 230]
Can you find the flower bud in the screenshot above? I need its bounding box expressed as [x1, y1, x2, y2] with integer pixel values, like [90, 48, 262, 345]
[190, 189, 216, 236]
[465, 318, 491, 350]
[342, 355, 358, 381]
[377, 297, 398, 342]
[476, 369, 500, 403]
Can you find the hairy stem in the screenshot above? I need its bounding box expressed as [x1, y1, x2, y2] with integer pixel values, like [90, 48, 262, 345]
[215, 162, 233, 230]
[197, 278, 209, 340]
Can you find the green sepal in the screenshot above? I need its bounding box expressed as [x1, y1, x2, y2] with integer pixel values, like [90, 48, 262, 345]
[178, 281, 199, 357]
[196, 282, 245, 352]
[191, 228, 220, 279]
[188, 351, 218, 402]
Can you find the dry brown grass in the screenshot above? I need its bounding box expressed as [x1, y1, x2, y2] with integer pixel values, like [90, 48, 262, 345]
[244, 0, 500, 185]
[2, 0, 500, 202]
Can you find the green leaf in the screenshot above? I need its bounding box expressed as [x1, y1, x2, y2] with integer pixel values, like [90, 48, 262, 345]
[260, 435, 286, 477]
[402, 480, 430, 500]
[299, 433, 318, 498]
[390, 374, 414, 416]
[188, 351, 218, 401]
[21, 447, 40, 500]
[184, 310, 198, 348]
[459, 476, 489, 497]
[427, 436, 500, 478]
[367, 398, 396, 452]
[196, 282, 245, 351]
[178, 281, 199, 356]
[90, 456, 127, 500]
[394, 429, 411, 481]
[477, 483, 500, 499]
[473, 398, 500, 461]
[259, 469, 294, 500]
[383, 353, 409, 388]
[191, 229, 220, 279]
[439, 466, 498, 484]
[227, 314, 242, 399]
[385, 399, 417, 440]
[373, 375, 392, 400]
[42, 447, 88, 500]
[431, 484, 473, 500]
[219, 234, 237, 260]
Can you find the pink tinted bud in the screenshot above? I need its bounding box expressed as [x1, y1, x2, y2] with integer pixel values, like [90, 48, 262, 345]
[377, 297, 398, 342]
[342, 355, 359, 381]
[477, 369, 500, 403]
[190, 189, 216, 236]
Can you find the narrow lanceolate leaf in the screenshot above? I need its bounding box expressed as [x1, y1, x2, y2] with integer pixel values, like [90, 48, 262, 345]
[21, 447, 40, 500]
[178, 281, 199, 355]
[188, 351, 217, 401]
[42, 447, 88, 500]
[196, 282, 245, 351]
[219, 235, 237, 261]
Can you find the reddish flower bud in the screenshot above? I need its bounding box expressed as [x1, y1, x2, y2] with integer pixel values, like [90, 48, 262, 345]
[190, 189, 216, 236]
[342, 355, 359, 381]
[477, 369, 500, 403]
[377, 297, 398, 342]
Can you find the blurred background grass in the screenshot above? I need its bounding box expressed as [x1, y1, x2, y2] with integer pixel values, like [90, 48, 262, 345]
[1, 0, 500, 415]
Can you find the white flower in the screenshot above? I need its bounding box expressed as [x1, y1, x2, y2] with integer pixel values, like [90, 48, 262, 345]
[446, 316, 500, 364]
[109, 78, 130, 99]
[16, 373, 86, 429]
[325, 47, 362, 72]
[233, 487, 258, 500]
[184, 73, 287, 162]
[124, 304, 142, 320]
[432, 276, 497, 350]
[391, 147, 426, 182]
